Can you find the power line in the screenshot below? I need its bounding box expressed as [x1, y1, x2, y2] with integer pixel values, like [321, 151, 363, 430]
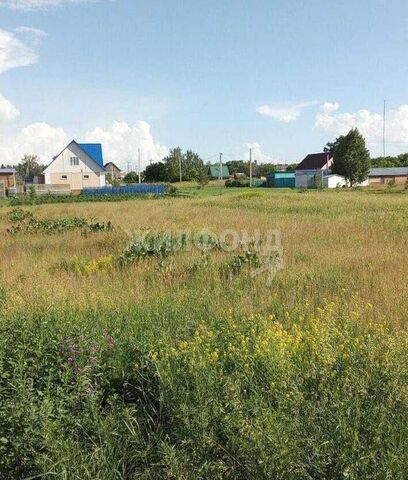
[203, 153, 221, 162]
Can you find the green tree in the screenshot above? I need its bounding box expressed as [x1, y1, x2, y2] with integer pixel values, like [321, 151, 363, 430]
[144, 162, 168, 182]
[286, 163, 299, 172]
[123, 171, 139, 183]
[162, 148, 204, 182]
[226, 160, 248, 176]
[370, 153, 408, 168]
[16, 154, 45, 178]
[163, 148, 184, 182]
[397, 153, 408, 166]
[225, 160, 275, 178]
[195, 164, 210, 188]
[326, 128, 370, 186]
[256, 163, 276, 177]
[371, 156, 400, 168]
[183, 150, 205, 181]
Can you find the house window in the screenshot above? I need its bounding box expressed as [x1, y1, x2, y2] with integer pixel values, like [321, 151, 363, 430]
[83, 175, 89, 179]
[61, 175, 68, 180]
[70, 157, 79, 166]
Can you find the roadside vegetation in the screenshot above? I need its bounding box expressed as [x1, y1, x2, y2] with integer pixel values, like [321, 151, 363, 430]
[0, 188, 407, 479]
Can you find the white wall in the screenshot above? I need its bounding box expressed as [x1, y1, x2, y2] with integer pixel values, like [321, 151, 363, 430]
[44, 142, 106, 189]
[324, 175, 346, 188]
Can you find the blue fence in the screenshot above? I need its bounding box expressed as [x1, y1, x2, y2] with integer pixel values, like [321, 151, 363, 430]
[82, 184, 166, 196]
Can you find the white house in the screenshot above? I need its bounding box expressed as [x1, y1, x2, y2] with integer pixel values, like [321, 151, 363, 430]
[295, 152, 334, 188]
[43, 140, 106, 191]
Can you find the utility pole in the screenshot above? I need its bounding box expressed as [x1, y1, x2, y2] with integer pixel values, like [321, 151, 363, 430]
[179, 152, 182, 183]
[383, 99, 387, 158]
[249, 148, 253, 187]
[138, 148, 141, 184]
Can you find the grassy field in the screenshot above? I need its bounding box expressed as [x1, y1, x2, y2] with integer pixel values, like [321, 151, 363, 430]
[0, 186, 407, 479]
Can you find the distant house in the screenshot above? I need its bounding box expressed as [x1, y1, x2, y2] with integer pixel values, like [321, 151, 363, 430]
[0, 168, 16, 198]
[104, 162, 123, 180]
[43, 141, 106, 191]
[295, 152, 334, 188]
[0, 168, 16, 188]
[208, 164, 230, 179]
[368, 167, 408, 185]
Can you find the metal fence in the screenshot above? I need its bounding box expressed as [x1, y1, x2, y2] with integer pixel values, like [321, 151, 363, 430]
[82, 184, 166, 196]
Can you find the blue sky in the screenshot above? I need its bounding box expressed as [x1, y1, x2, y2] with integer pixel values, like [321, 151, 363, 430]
[1, 0, 408, 168]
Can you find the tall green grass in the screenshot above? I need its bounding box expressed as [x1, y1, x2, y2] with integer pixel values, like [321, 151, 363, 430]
[1, 188, 408, 478]
[0, 298, 407, 479]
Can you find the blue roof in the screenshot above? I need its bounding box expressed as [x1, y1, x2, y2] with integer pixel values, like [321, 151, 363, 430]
[78, 143, 104, 168]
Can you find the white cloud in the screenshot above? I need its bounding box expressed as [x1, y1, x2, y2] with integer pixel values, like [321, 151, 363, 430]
[0, 28, 38, 74]
[244, 142, 272, 163]
[314, 102, 408, 145]
[0, 93, 20, 123]
[256, 101, 318, 123]
[0, 122, 68, 165]
[85, 121, 169, 169]
[243, 142, 291, 165]
[0, 0, 98, 9]
[0, 119, 168, 168]
[0, 28, 45, 127]
[15, 27, 47, 46]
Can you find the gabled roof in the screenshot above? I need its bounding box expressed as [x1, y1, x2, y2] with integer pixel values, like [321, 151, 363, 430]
[104, 162, 122, 172]
[78, 144, 104, 168]
[208, 164, 230, 178]
[369, 167, 408, 176]
[0, 168, 16, 174]
[296, 153, 332, 170]
[44, 140, 105, 173]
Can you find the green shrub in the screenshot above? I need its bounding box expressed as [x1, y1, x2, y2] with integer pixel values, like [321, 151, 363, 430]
[0, 302, 407, 478]
[164, 183, 178, 195]
[119, 231, 220, 266]
[7, 209, 113, 235]
[221, 250, 261, 277]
